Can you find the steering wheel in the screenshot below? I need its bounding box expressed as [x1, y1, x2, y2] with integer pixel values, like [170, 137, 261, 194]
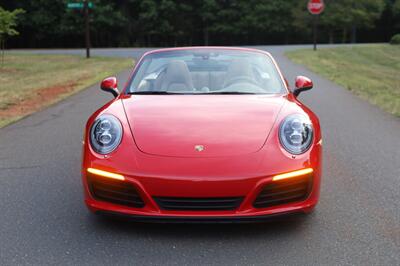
[223, 76, 259, 88]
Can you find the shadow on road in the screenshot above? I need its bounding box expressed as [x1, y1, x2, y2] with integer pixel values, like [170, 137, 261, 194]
[87, 211, 313, 239]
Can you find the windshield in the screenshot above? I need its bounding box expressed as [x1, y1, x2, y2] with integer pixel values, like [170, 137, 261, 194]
[127, 49, 285, 94]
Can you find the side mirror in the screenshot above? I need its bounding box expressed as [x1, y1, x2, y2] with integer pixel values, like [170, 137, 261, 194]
[100, 77, 119, 98]
[293, 76, 313, 97]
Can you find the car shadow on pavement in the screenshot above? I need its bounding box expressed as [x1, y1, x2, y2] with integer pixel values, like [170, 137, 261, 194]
[87, 211, 313, 239]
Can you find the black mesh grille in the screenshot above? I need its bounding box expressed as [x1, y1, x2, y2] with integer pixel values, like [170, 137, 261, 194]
[253, 175, 312, 208]
[88, 175, 145, 208]
[154, 197, 244, 211]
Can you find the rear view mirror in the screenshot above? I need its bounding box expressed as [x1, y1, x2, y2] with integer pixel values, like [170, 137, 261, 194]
[293, 76, 313, 97]
[100, 77, 119, 98]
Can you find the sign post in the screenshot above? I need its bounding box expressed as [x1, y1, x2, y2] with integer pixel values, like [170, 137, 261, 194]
[307, 0, 325, 51]
[67, 1, 94, 58]
[84, 0, 90, 58]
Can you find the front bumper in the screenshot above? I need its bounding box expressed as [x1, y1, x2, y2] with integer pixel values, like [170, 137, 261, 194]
[83, 167, 320, 220]
[96, 210, 306, 223]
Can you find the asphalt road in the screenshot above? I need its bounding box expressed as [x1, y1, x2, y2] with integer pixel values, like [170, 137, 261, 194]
[1, 45, 399, 265]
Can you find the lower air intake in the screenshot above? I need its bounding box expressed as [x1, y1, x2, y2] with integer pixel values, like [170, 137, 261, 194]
[88, 175, 145, 208]
[253, 175, 312, 208]
[154, 196, 244, 211]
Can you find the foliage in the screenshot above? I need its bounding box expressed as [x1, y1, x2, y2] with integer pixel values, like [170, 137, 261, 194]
[0, 7, 24, 41]
[0, 6, 25, 66]
[394, 0, 400, 15]
[2, 0, 399, 47]
[292, 0, 384, 43]
[394, 0, 400, 30]
[390, 33, 400, 44]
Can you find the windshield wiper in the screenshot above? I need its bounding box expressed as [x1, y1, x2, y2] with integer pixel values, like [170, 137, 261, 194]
[128, 91, 176, 95]
[128, 91, 260, 95]
[205, 91, 258, 94]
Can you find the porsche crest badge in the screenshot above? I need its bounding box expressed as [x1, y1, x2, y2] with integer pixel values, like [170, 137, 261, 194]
[194, 145, 204, 152]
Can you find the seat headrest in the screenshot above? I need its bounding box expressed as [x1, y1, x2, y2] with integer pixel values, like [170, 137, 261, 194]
[161, 60, 194, 91]
[224, 58, 254, 87]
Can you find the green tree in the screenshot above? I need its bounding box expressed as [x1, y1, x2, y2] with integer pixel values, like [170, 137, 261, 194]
[211, 0, 297, 45]
[159, 0, 194, 45]
[394, 0, 400, 31]
[211, 0, 241, 40]
[395, 0, 400, 13]
[61, 0, 127, 47]
[198, 0, 218, 45]
[247, 0, 297, 43]
[349, 0, 385, 42]
[293, 0, 384, 43]
[5, 0, 126, 48]
[0, 0, 391, 47]
[320, 0, 352, 43]
[0, 7, 24, 65]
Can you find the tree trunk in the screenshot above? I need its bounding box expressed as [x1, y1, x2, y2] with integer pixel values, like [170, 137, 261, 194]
[351, 25, 357, 43]
[329, 30, 334, 44]
[146, 34, 151, 47]
[342, 27, 347, 43]
[1, 38, 4, 68]
[204, 28, 209, 46]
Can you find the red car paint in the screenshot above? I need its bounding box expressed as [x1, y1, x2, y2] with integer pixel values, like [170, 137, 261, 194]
[82, 47, 322, 220]
[295, 76, 313, 90]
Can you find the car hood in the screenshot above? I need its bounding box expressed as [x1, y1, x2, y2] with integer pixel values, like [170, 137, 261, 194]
[122, 95, 285, 157]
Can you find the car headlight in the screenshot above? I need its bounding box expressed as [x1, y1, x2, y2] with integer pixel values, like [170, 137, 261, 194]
[279, 114, 313, 155]
[90, 114, 122, 154]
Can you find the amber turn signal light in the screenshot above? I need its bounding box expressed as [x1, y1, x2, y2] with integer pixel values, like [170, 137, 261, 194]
[272, 168, 313, 182]
[87, 168, 125, 181]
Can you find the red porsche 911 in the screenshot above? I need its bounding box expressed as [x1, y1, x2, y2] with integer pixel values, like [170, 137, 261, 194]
[82, 47, 322, 222]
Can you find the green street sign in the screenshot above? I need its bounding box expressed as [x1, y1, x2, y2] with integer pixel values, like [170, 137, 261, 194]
[67, 2, 94, 9]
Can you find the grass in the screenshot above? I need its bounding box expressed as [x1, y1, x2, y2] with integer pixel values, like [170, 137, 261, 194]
[286, 44, 400, 117]
[0, 53, 132, 128]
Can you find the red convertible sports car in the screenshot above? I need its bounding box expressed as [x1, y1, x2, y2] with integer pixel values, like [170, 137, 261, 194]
[82, 47, 322, 222]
